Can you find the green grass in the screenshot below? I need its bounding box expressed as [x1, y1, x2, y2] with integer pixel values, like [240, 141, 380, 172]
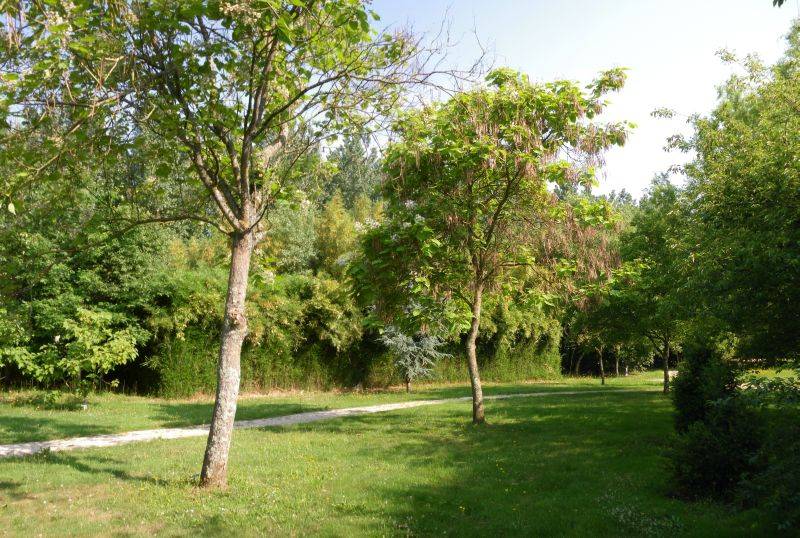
[0, 373, 775, 536]
[0, 372, 660, 444]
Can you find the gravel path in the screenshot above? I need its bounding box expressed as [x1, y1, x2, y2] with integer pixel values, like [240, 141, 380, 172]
[0, 389, 614, 459]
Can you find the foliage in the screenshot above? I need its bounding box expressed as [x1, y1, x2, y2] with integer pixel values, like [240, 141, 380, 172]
[325, 135, 383, 208]
[262, 200, 317, 274]
[668, 396, 762, 501]
[671, 342, 739, 433]
[0, 211, 169, 394]
[379, 326, 449, 390]
[619, 178, 686, 356]
[4, 308, 145, 398]
[676, 25, 800, 358]
[356, 68, 629, 329]
[740, 412, 800, 531]
[314, 192, 357, 277]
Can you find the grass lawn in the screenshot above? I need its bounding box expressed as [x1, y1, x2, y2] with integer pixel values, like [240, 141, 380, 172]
[1, 372, 658, 444]
[0, 373, 773, 536]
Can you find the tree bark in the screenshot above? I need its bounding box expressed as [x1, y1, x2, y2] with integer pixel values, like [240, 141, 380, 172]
[567, 341, 576, 375]
[465, 284, 485, 424]
[614, 345, 620, 377]
[662, 339, 670, 394]
[405, 375, 411, 393]
[573, 352, 584, 376]
[598, 345, 605, 385]
[200, 231, 254, 488]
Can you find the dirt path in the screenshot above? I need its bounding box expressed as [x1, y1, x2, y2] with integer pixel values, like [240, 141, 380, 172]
[0, 389, 617, 459]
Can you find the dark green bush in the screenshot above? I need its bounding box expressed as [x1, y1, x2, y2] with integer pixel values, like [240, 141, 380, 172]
[671, 343, 739, 432]
[668, 396, 762, 500]
[740, 412, 800, 531]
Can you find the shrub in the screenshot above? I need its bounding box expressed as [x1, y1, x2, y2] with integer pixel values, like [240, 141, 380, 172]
[671, 343, 738, 433]
[740, 411, 800, 531]
[379, 327, 449, 392]
[668, 396, 762, 500]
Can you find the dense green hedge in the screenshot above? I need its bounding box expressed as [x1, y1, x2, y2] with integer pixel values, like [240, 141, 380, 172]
[148, 330, 562, 397]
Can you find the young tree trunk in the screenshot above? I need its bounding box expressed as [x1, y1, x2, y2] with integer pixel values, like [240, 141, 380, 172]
[465, 284, 485, 424]
[614, 345, 620, 377]
[567, 342, 576, 375]
[598, 345, 605, 385]
[405, 375, 411, 393]
[573, 352, 584, 376]
[662, 339, 670, 394]
[200, 231, 254, 488]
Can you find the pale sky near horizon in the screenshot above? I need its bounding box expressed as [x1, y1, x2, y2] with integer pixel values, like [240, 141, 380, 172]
[371, 0, 797, 197]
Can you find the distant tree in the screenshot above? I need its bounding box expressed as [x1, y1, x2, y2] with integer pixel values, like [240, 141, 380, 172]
[379, 326, 449, 392]
[315, 192, 357, 277]
[262, 200, 317, 274]
[354, 68, 629, 423]
[620, 177, 687, 393]
[325, 136, 383, 208]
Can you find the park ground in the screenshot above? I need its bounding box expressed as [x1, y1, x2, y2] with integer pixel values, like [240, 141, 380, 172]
[0, 372, 774, 536]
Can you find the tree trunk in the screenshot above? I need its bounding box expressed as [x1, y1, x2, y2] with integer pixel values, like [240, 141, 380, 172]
[614, 345, 620, 377]
[662, 339, 670, 394]
[405, 375, 411, 393]
[200, 231, 254, 488]
[598, 345, 605, 385]
[568, 342, 576, 375]
[573, 352, 584, 376]
[465, 284, 485, 424]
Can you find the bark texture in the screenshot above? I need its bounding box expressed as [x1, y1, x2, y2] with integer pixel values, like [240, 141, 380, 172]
[466, 285, 486, 424]
[573, 352, 584, 376]
[598, 346, 605, 385]
[200, 232, 254, 487]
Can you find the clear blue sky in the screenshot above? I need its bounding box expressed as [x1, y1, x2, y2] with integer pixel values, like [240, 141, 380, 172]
[371, 0, 796, 197]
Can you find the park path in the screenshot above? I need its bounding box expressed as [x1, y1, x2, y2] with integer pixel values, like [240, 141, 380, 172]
[0, 389, 616, 459]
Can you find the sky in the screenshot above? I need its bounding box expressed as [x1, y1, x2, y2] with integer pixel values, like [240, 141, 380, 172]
[371, 0, 797, 197]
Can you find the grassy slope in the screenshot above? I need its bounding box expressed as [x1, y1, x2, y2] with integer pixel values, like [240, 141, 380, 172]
[0, 374, 773, 536]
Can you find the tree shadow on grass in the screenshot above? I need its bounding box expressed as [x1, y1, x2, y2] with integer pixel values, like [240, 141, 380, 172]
[0, 479, 35, 502]
[3, 451, 183, 489]
[148, 400, 320, 429]
[0, 416, 119, 444]
[283, 391, 691, 536]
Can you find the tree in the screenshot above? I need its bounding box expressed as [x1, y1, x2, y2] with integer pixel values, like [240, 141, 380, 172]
[2, 1, 428, 487]
[677, 32, 800, 359]
[619, 177, 686, 393]
[314, 192, 357, 276]
[379, 326, 448, 392]
[354, 68, 629, 423]
[325, 135, 382, 208]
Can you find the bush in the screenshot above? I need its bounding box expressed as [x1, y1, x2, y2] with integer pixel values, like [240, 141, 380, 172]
[740, 411, 800, 530]
[671, 343, 739, 432]
[379, 327, 449, 391]
[668, 396, 762, 500]
[146, 267, 365, 396]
